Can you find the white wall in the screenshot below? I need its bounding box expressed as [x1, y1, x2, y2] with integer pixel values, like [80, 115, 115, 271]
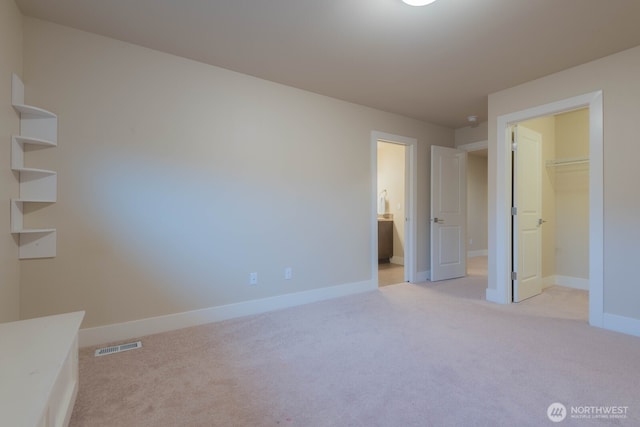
[488, 44, 640, 322]
[0, 0, 22, 323]
[19, 18, 453, 328]
[456, 123, 489, 258]
[466, 154, 487, 255]
[455, 122, 488, 146]
[377, 141, 405, 264]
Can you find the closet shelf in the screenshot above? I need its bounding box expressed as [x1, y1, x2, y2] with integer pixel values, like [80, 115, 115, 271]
[545, 157, 589, 167]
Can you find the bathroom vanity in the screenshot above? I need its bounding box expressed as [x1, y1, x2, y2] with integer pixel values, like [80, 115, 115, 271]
[377, 218, 393, 263]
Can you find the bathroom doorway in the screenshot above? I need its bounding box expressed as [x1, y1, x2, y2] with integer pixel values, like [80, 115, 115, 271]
[372, 131, 416, 287]
[377, 141, 405, 286]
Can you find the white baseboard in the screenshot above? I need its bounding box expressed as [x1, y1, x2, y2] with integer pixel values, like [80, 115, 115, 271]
[79, 280, 375, 347]
[390, 256, 404, 265]
[467, 249, 488, 258]
[415, 270, 429, 283]
[485, 287, 504, 304]
[602, 313, 640, 338]
[544, 275, 589, 291]
[556, 275, 589, 290]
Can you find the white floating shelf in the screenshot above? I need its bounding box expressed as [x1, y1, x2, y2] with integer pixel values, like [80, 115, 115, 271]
[11, 74, 57, 143]
[12, 228, 57, 259]
[11, 228, 56, 234]
[11, 199, 56, 233]
[12, 167, 56, 175]
[10, 74, 58, 259]
[12, 103, 56, 118]
[13, 134, 57, 147]
[11, 135, 57, 173]
[13, 171, 57, 201]
[13, 199, 56, 203]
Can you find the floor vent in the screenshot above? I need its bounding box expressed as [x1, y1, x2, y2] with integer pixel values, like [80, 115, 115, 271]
[95, 341, 142, 357]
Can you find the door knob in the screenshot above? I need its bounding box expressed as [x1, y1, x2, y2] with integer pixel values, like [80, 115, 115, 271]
[538, 218, 547, 226]
[432, 218, 444, 224]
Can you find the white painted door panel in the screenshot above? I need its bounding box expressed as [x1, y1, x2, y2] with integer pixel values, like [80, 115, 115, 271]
[430, 146, 467, 281]
[513, 125, 543, 302]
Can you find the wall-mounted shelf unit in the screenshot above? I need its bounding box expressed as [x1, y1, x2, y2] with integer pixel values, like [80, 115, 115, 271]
[10, 73, 58, 259]
[545, 157, 589, 167]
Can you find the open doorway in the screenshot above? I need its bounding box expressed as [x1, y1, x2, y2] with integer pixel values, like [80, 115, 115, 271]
[512, 110, 589, 305]
[371, 131, 417, 288]
[466, 149, 489, 279]
[490, 91, 603, 327]
[377, 141, 406, 286]
[457, 140, 489, 280]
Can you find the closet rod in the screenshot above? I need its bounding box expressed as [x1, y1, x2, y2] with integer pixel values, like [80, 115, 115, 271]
[545, 157, 589, 167]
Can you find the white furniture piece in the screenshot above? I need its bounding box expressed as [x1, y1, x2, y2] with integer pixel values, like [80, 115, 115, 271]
[10, 73, 58, 259]
[0, 311, 84, 427]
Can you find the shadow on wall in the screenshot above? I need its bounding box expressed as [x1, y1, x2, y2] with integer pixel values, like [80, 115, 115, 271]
[82, 149, 369, 315]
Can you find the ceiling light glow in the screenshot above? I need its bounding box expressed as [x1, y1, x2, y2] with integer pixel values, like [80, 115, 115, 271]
[402, 0, 438, 6]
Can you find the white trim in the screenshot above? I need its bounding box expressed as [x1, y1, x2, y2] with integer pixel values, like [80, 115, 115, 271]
[554, 275, 589, 291]
[372, 131, 418, 285]
[467, 249, 488, 258]
[485, 287, 500, 303]
[416, 270, 430, 283]
[602, 313, 640, 338]
[80, 279, 375, 347]
[587, 93, 604, 328]
[542, 275, 589, 291]
[458, 140, 488, 152]
[492, 91, 604, 329]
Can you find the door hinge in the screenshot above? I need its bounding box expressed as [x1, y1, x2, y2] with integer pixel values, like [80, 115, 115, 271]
[511, 206, 517, 215]
[511, 271, 517, 281]
[511, 128, 517, 151]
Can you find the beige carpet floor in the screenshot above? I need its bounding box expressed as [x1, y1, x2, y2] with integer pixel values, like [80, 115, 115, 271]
[71, 262, 639, 426]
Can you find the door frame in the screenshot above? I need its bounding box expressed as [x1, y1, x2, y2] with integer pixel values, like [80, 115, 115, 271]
[371, 131, 417, 285]
[488, 91, 604, 327]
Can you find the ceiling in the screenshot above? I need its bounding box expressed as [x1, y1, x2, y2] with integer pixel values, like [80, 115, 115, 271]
[15, 0, 640, 129]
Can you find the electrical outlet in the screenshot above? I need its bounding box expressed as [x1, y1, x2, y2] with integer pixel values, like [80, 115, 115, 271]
[285, 267, 292, 280]
[249, 272, 258, 285]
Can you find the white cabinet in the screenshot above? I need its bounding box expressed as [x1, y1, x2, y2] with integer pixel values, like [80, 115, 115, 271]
[10, 74, 57, 259]
[0, 311, 84, 427]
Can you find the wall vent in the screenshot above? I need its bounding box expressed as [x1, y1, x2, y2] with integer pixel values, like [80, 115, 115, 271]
[95, 341, 142, 357]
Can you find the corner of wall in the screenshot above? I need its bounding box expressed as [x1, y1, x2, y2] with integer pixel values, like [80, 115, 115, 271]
[454, 121, 488, 147]
[0, 0, 23, 322]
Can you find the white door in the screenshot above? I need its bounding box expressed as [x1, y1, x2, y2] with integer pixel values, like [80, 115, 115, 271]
[513, 125, 543, 302]
[430, 146, 467, 281]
